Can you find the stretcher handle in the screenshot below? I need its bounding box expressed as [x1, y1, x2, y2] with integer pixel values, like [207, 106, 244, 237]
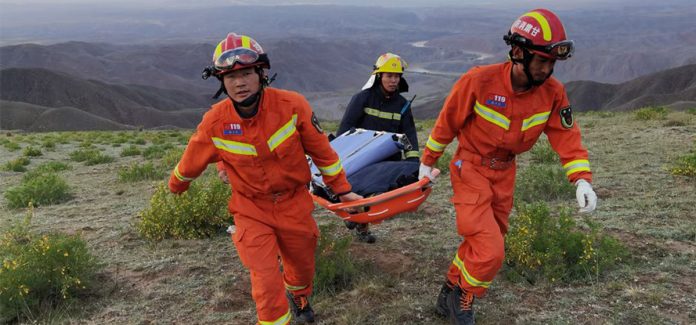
[318, 168, 440, 211]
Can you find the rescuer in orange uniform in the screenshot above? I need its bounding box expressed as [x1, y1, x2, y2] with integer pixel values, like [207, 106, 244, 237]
[417, 9, 598, 324]
[169, 32, 362, 325]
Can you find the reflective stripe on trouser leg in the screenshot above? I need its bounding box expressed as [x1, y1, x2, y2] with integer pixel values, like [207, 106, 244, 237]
[446, 161, 512, 296]
[280, 230, 317, 297]
[231, 217, 289, 324]
[278, 192, 319, 298]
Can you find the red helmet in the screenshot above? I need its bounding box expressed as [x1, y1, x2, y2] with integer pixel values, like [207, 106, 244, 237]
[211, 32, 270, 75]
[504, 8, 574, 60]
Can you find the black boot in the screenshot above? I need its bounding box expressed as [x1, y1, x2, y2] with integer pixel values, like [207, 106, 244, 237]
[436, 281, 455, 317]
[286, 291, 315, 323]
[355, 223, 376, 243]
[344, 220, 358, 230]
[446, 286, 475, 325]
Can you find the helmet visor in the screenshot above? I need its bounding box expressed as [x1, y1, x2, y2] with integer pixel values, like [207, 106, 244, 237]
[544, 40, 574, 60]
[214, 48, 259, 71]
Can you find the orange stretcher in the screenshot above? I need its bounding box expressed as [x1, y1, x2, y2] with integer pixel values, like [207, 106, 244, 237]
[311, 169, 440, 224]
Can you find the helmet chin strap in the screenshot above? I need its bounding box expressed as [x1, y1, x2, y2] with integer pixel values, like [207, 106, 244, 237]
[509, 48, 553, 88]
[212, 66, 269, 100]
[232, 91, 261, 108]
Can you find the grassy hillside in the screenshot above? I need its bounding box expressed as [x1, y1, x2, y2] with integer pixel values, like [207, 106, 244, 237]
[1, 110, 694, 324]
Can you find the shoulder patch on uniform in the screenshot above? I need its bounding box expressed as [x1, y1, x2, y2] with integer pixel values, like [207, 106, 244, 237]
[311, 113, 324, 134]
[560, 106, 574, 129]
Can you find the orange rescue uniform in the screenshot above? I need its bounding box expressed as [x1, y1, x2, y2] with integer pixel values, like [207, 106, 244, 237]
[422, 61, 592, 296]
[169, 87, 351, 325]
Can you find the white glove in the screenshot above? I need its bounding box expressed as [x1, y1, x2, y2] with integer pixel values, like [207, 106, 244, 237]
[575, 179, 597, 213]
[418, 163, 436, 181]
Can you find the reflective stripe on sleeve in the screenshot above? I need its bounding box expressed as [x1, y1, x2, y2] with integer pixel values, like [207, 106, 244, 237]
[474, 101, 510, 130]
[364, 107, 401, 121]
[405, 150, 420, 158]
[521, 111, 551, 131]
[317, 160, 343, 177]
[212, 137, 257, 156]
[452, 253, 491, 288]
[173, 163, 195, 182]
[563, 159, 591, 177]
[425, 135, 446, 153]
[268, 114, 298, 152]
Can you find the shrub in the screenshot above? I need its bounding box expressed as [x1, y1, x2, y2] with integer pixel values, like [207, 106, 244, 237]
[3, 141, 21, 152]
[41, 140, 56, 151]
[584, 110, 615, 118]
[670, 150, 696, 177]
[34, 161, 71, 173]
[313, 223, 357, 296]
[2, 157, 30, 172]
[663, 118, 689, 127]
[634, 106, 668, 120]
[0, 209, 99, 322]
[78, 141, 94, 149]
[4, 173, 72, 209]
[434, 150, 454, 176]
[132, 138, 147, 145]
[118, 162, 166, 182]
[515, 164, 574, 203]
[529, 141, 558, 164]
[505, 202, 627, 283]
[112, 136, 128, 145]
[143, 144, 175, 160]
[22, 146, 43, 157]
[120, 145, 141, 157]
[68, 148, 114, 165]
[159, 147, 185, 171]
[137, 178, 233, 241]
[687, 108, 696, 115]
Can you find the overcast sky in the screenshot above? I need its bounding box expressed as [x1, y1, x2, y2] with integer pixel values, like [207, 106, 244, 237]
[0, 0, 625, 8]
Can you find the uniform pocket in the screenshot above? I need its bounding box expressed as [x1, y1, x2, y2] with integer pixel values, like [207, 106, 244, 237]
[232, 227, 274, 270]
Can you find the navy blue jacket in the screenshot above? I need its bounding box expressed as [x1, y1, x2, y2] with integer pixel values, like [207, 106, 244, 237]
[337, 86, 419, 159]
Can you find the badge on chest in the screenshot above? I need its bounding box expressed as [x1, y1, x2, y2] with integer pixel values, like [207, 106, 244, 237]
[485, 93, 507, 109]
[223, 123, 243, 135]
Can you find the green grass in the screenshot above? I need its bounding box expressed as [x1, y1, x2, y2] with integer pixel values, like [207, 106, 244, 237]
[118, 162, 166, 182]
[0, 210, 99, 323]
[634, 106, 669, 120]
[0, 115, 694, 324]
[136, 177, 233, 241]
[514, 164, 575, 203]
[120, 145, 142, 157]
[22, 146, 43, 157]
[4, 173, 72, 209]
[528, 139, 559, 164]
[2, 157, 31, 172]
[68, 148, 114, 165]
[669, 150, 696, 177]
[142, 144, 175, 160]
[314, 223, 357, 296]
[3, 141, 21, 152]
[504, 202, 627, 284]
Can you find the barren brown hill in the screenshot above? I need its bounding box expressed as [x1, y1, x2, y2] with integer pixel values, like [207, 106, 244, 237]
[410, 63, 696, 119]
[566, 64, 696, 111]
[0, 68, 208, 130]
[0, 40, 376, 95]
[0, 100, 131, 131]
[0, 42, 214, 95]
